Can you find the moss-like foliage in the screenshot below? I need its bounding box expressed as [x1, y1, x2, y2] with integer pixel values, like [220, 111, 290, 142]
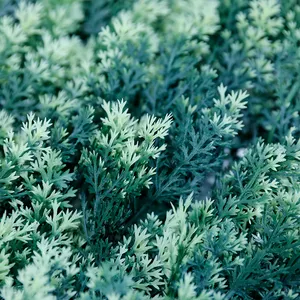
[0, 0, 299, 299]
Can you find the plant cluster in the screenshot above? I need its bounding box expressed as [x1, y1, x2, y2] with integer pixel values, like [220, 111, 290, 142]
[0, 0, 299, 299]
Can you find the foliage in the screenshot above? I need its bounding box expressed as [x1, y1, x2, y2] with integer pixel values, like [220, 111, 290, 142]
[0, 0, 299, 299]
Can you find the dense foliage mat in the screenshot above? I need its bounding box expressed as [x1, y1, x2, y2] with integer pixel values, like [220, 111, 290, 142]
[0, 0, 299, 299]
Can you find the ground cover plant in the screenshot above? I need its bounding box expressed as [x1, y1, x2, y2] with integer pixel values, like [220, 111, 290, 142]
[0, 0, 299, 299]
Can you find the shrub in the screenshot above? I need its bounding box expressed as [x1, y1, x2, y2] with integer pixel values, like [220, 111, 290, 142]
[0, 0, 299, 299]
